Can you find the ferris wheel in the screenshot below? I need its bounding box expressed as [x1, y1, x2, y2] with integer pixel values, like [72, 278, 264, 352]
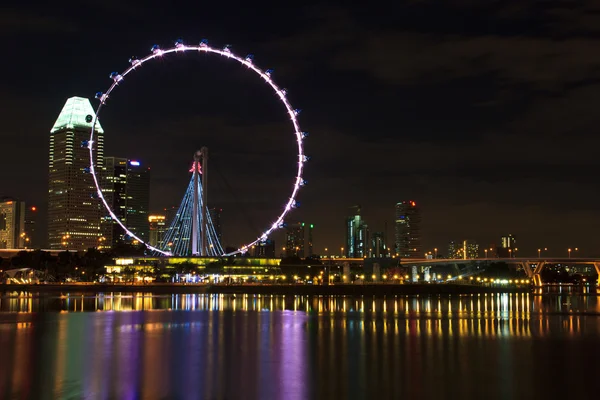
[86, 39, 308, 256]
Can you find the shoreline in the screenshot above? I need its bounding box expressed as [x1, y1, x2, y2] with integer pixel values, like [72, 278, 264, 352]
[0, 283, 534, 295]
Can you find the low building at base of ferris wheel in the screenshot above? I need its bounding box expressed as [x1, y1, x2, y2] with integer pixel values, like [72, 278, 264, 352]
[104, 256, 283, 282]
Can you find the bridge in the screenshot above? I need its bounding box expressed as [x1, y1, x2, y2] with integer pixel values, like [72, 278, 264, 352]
[320, 257, 600, 286]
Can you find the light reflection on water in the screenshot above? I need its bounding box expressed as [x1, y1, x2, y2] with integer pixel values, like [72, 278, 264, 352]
[1, 292, 600, 316]
[0, 292, 598, 399]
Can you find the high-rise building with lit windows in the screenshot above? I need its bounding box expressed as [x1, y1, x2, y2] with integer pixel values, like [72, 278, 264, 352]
[208, 207, 223, 245]
[148, 215, 167, 248]
[395, 200, 421, 259]
[102, 157, 150, 247]
[0, 198, 25, 249]
[345, 206, 368, 258]
[48, 97, 104, 250]
[285, 222, 305, 258]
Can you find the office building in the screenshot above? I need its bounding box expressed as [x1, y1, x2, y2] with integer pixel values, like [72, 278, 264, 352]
[24, 205, 38, 248]
[307, 223, 314, 257]
[148, 215, 167, 248]
[102, 157, 150, 246]
[395, 200, 422, 259]
[285, 222, 305, 258]
[208, 207, 222, 245]
[463, 240, 479, 259]
[498, 234, 516, 257]
[370, 231, 387, 258]
[345, 206, 369, 258]
[0, 198, 25, 249]
[48, 97, 104, 250]
[447, 240, 462, 259]
[254, 239, 275, 258]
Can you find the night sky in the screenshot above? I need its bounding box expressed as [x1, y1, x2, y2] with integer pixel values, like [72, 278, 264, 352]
[2, 1, 600, 257]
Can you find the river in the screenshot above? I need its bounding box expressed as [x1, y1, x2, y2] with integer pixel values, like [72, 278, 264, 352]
[0, 292, 598, 399]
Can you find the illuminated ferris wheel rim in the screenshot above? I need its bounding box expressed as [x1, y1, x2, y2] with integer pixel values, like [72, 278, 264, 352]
[88, 39, 307, 257]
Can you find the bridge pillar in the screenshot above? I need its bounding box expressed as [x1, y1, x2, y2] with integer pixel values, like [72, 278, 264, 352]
[594, 263, 600, 286]
[520, 261, 533, 278]
[532, 261, 546, 287]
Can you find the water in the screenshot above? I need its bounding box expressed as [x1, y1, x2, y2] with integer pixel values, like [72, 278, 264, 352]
[0, 292, 598, 399]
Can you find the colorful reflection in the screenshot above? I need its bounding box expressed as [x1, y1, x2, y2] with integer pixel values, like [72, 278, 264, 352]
[1, 292, 600, 317]
[0, 293, 599, 398]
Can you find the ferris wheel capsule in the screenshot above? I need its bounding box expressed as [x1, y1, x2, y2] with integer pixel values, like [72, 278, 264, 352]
[129, 57, 141, 67]
[109, 72, 123, 82]
[301, 132, 308, 139]
[265, 69, 274, 77]
[175, 38, 184, 48]
[199, 39, 209, 47]
[223, 44, 232, 53]
[151, 44, 162, 55]
[293, 109, 302, 116]
[245, 54, 254, 63]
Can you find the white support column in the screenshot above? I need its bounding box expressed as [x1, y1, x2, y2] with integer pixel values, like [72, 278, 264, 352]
[192, 150, 201, 256]
[200, 147, 208, 257]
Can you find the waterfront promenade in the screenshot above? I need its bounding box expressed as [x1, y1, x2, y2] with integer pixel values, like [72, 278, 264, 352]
[0, 282, 534, 295]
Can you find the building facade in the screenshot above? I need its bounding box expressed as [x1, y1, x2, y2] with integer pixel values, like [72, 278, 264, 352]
[102, 157, 150, 247]
[345, 206, 368, 258]
[208, 207, 222, 246]
[48, 97, 104, 250]
[370, 231, 387, 258]
[0, 198, 25, 249]
[395, 200, 422, 259]
[148, 215, 167, 248]
[285, 222, 305, 258]
[254, 239, 276, 258]
[498, 234, 516, 257]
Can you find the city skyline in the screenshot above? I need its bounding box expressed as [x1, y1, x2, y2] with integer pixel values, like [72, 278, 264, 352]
[1, 3, 600, 256]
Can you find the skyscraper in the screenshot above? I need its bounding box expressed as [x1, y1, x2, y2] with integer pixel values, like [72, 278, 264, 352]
[307, 223, 314, 257]
[345, 206, 368, 258]
[498, 234, 516, 257]
[285, 222, 305, 258]
[48, 97, 104, 250]
[24, 205, 38, 248]
[208, 207, 223, 245]
[0, 198, 25, 249]
[370, 231, 387, 258]
[395, 200, 422, 259]
[102, 157, 150, 246]
[148, 215, 167, 248]
[254, 239, 275, 258]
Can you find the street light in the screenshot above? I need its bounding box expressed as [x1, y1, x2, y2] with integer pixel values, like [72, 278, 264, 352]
[568, 248, 571, 258]
[484, 249, 488, 258]
[434, 248, 438, 258]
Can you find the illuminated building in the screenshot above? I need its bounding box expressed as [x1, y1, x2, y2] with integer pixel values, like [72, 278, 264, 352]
[24, 205, 38, 248]
[102, 157, 150, 247]
[254, 239, 275, 258]
[148, 215, 167, 248]
[285, 222, 305, 258]
[394, 200, 421, 259]
[345, 206, 368, 258]
[448, 239, 479, 259]
[208, 207, 222, 245]
[498, 234, 516, 257]
[48, 97, 104, 250]
[448, 241, 462, 259]
[464, 240, 479, 259]
[307, 223, 314, 256]
[370, 231, 387, 258]
[0, 198, 25, 249]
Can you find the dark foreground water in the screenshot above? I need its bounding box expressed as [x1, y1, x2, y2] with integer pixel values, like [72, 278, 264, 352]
[0, 292, 599, 399]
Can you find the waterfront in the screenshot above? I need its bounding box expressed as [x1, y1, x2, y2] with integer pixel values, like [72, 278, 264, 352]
[0, 292, 599, 399]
